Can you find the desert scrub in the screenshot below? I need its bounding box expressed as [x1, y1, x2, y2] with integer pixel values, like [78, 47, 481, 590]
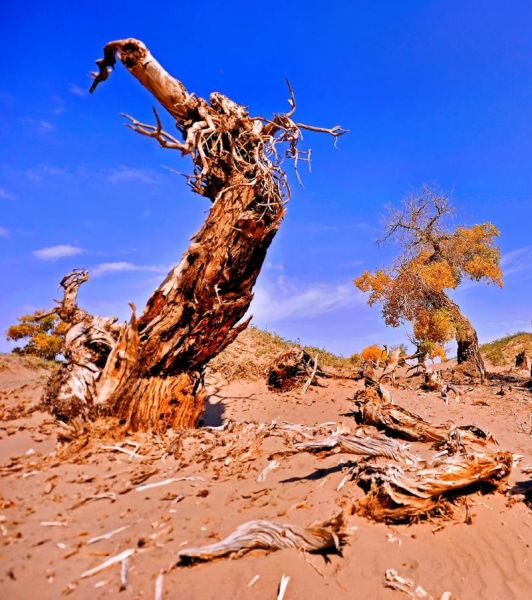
[480, 332, 532, 366]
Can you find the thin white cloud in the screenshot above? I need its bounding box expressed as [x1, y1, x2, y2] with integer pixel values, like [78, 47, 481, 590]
[51, 96, 65, 116]
[21, 117, 56, 134]
[501, 245, 532, 278]
[0, 187, 13, 200]
[26, 165, 67, 183]
[106, 166, 160, 185]
[68, 84, 87, 98]
[0, 226, 10, 238]
[21, 164, 163, 186]
[39, 120, 55, 133]
[91, 261, 166, 277]
[33, 244, 84, 260]
[249, 276, 362, 323]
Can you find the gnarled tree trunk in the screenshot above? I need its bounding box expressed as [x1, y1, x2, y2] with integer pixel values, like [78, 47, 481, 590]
[436, 293, 486, 381]
[44, 38, 345, 431]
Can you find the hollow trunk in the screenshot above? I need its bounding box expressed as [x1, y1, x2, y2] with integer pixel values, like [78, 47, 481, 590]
[44, 38, 344, 431]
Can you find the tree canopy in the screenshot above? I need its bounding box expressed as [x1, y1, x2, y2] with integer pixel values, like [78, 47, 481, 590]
[354, 187, 502, 359]
[7, 310, 66, 360]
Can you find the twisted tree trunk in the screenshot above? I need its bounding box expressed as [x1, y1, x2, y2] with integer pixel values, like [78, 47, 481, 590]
[439, 294, 486, 381]
[45, 38, 345, 431]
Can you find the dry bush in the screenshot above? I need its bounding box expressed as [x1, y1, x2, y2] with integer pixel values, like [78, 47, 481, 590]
[206, 327, 352, 382]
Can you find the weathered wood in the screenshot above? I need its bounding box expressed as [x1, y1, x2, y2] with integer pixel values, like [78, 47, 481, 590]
[44, 270, 122, 420]
[437, 293, 486, 381]
[45, 38, 345, 431]
[355, 450, 512, 522]
[267, 348, 322, 392]
[177, 513, 345, 565]
[353, 387, 493, 447]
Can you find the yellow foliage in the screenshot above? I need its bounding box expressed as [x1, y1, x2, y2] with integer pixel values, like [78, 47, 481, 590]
[6, 310, 65, 360]
[413, 308, 455, 345]
[360, 344, 387, 364]
[419, 261, 457, 292]
[354, 270, 391, 305]
[429, 344, 447, 361]
[354, 191, 503, 353]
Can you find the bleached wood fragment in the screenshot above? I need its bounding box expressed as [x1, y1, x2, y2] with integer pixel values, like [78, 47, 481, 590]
[80, 548, 135, 579]
[135, 476, 204, 492]
[177, 514, 344, 564]
[88, 525, 130, 545]
[277, 575, 290, 600]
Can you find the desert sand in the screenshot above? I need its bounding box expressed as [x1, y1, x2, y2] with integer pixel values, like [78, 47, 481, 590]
[0, 354, 530, 599]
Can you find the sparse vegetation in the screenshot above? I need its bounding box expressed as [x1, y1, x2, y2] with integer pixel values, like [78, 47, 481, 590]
[0, 352, 58, 373]
[480, 332, 532, 366]
[207, 326, 353, 382]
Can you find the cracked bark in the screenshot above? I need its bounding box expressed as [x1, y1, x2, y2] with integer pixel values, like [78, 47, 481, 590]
[44, 38, 345, 431]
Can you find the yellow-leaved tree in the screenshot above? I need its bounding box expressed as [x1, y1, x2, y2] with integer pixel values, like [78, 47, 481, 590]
[354, 187, 502, 380]
[6, 310, 67, 361]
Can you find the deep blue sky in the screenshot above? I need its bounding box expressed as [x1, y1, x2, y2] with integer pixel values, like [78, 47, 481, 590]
[1, 1, 531, 355]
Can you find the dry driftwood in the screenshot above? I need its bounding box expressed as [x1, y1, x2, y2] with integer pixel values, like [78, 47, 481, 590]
[380, 347, 402, 386]
[43, 271, 122, 420]
[353, 387, 493, 447]
[354, 450, 512, 523]
[44, 38, 345, 431]
[177, 513, 345, 565]
[273, 431, 415, 463]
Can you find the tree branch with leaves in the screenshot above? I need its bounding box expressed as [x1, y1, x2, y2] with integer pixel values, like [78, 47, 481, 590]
[355, 187, 502, 380]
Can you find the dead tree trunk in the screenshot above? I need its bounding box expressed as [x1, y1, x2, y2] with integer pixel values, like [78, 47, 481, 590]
[45, 38, 345, 431]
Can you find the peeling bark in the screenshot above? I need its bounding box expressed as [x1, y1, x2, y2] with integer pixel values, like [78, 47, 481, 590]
[45, 39, 345, 431]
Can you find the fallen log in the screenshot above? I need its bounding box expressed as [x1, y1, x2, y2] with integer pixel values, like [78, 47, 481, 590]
[272, 431, 415, 463]
[354, 450, 512, 523]
[177, 512, 345, 565]
[353, 388, 493, 447]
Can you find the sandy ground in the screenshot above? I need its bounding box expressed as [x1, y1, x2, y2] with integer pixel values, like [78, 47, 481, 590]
[0, 358, 531, 599]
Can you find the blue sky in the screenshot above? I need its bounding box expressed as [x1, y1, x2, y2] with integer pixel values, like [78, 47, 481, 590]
[1, 1, 531, 356]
